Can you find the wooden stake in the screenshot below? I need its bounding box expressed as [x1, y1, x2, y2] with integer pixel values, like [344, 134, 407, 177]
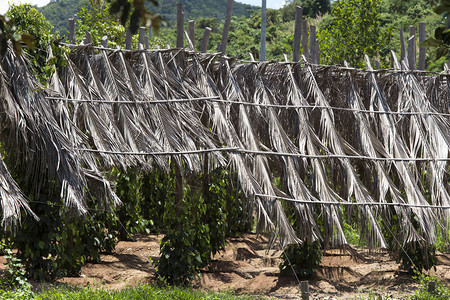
[125, 30, 132, 50]
[293, 6, 303, 62]
[84, 31, 92, 44]
[101, 36, 108, 48]
[302, 20, 309, 61]
[301, 281, 309, 300]
[310, 25, 317, 64]
[69, 18, 76, 44]
[188, 20, 195, 50]
[400, 28, 406, 63]
[219, 0, 234, 54]
[408, 25, 416, 69]
[176, 2, 184, 48]
[418, 22, 426, 70]
[139, 27, 146, 48]
[200, 27, 212, 53]
[260, 0, 267, 61]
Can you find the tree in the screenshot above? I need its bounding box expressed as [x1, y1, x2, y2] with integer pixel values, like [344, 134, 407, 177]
[5, 4, 65, 84]
[280, 0, 330, 21]
[318, 0, 393, 68]
[76, 0, 126, 47]
[422, 0, 450, 61]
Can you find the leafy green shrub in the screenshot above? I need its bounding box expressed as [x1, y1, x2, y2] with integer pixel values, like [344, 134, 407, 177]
[409, 273, 450, 300]
[397, 242, 437, 274]
[279, 241, 322, 278]
[155, 229, 206, 284]
[0, 242, 30, 290]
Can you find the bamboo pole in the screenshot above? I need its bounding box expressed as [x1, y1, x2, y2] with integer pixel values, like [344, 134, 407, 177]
[219, 0, 234, 54]
[293, 6, 303, 62]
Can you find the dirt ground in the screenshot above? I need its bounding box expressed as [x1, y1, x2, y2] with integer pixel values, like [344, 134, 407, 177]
[52, 233, 450, 299]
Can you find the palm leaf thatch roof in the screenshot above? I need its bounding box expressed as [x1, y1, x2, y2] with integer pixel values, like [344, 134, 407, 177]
[0, 44, 448, 248]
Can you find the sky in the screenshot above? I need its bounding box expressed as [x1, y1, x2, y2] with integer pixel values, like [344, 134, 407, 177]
[0, 0, 286, 15]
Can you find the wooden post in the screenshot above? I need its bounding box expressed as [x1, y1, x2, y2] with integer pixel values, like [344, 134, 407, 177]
[310, 25, 317, 64]
[84, 31, 92, 44]
[145, 36, 149, 49]
[69, 18, 76, 44]
[400, 28, 406, 63]
[200, 27, 211, 53]
[418, 22, 426, 70]
[219, 0, 234, 54]
[408, 26, 416, 70]
[139, 27, 146, 48]
[125, 30, 132, 50]
[316, 39, 320, 64]
[292, 6, 303, 62]
[302, 20, 309, 61]
[260, 0, 267, 61]
[101, 36, 108, 48]
[176, 2, 184, 48]
[188, 20, 195, 50]
[301, 281, 309, 300]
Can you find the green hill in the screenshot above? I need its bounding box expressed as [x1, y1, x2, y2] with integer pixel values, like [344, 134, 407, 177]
[38, 0, 257, 35]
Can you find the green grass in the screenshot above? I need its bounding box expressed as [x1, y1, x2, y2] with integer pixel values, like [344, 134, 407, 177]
[0, 284, 267, 300]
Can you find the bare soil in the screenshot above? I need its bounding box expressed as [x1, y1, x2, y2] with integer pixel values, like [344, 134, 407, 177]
[50, 234, 450, 299]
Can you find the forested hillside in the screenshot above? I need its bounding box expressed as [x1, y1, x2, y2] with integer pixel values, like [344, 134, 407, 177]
[38, 0, 256, 34]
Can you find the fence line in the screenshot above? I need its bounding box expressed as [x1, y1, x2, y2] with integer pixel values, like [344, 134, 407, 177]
[44, 96, 450, 117]
[255, 194, 450, 210]
[73, 147, 449, 162]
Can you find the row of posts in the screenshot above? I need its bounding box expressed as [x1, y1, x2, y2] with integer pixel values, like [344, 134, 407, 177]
[67, 2, 427, 69]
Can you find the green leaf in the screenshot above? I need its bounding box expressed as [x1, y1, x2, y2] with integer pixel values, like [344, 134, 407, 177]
[421, 38, 444, 48]
[436, 46, 448, 59]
